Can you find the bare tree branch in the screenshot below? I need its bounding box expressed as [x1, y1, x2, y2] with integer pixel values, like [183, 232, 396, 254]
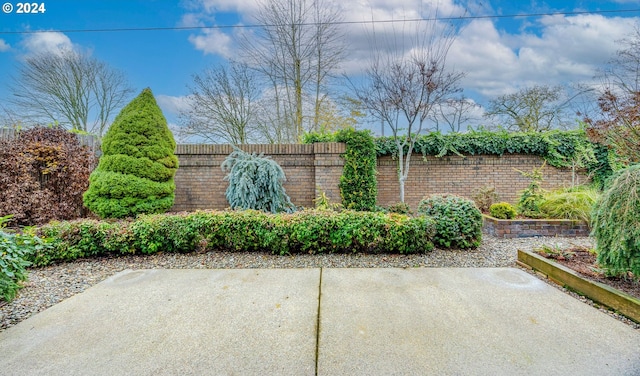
[352, 16, 464, 202]
[8, 49, 133, 136]
[179, 62, 258, 144]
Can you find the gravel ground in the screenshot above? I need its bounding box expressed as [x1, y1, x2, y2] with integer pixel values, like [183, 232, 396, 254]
[1, 235, 638, 332]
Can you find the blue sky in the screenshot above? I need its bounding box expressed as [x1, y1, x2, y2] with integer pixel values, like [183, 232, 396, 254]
[1, 0, 639, 137]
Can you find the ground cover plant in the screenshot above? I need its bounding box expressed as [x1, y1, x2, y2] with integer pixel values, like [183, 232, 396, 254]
[30, 210, 436, 266]
[83, 88, 178, 218]
[0, 215, 51, 302]
[538, 185, 599, 222]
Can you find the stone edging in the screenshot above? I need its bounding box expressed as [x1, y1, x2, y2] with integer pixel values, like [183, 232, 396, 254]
[483, 215, 589, 238]
[517, 249, 640, 324]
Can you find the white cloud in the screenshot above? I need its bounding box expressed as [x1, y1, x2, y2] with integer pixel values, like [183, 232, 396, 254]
[188, 29, 234, 58]
[20, 31, 79, 56]
[156, 95, 192, 116]
[180, 1, 640, 107]
[449, 14, 638, 98]
[0, 39, 10, 52]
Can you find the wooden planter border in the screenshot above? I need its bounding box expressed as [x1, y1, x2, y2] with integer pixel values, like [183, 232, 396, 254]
[517, 250, 640, 324]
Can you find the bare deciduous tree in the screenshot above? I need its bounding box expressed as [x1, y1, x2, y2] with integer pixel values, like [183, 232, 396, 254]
[432, 96, 480, 133]
[179, 62, 258, 144]
[241, 0, 344, 142]
[586, 25, 640, 163]
[353, 19, 464, 203]
[484, 85, 579, 132]
[8, 49, 132, 136]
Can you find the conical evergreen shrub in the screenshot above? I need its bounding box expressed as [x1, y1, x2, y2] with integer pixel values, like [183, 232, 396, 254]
[83, 88, 178, 218]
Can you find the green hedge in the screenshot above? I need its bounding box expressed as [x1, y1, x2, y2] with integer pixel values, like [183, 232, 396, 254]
[31, 210, 436, 265]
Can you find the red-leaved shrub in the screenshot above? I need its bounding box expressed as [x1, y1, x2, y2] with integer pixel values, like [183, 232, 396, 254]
[0, 127, 96, 226]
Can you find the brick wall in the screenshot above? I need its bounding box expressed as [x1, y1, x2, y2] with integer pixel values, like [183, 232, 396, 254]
[483, 216, 590, 238]
[172, 143, 345, 211]
[376, 154, 586, 210]
[172, 144, 584, 212]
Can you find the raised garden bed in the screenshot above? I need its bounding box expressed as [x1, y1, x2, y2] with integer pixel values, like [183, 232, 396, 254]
[517, 249, 640, 324]
[483, 215, 589, 238]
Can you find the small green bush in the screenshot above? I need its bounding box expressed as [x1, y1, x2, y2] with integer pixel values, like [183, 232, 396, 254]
[538, 186, 599, 222]
[591, 164, 640, 278]
[417, 194, 482, 249]
[221, 147, 295, 213]
[304, 128, 378, 211]
[32, 210, 436, 265]
[516, 162, 547, 218]
[489, 202, 517, 219]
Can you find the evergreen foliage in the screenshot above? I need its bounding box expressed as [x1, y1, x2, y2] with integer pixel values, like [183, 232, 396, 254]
[32, 210, 436, 264]
[591, 164, 640, 278]
[515, 162, 547, 218]
[221, 147, 295, 213]
[83, 88, 178, 218]
[489, 202, 517, 219]
[303, 128, 378, 211]
[417, 194, 483, 249]
[334, 128, 377, 211]
[375, 129, 616, 184]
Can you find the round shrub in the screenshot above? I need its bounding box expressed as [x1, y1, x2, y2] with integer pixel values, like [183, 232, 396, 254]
[83, 88, 178, 218]
[591, 164, 640, 277]
[417, 194, 482, 249]
[489, 202, 517, 219]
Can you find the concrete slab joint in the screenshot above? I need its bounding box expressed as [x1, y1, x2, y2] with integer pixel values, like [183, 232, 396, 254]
[0, 268, 638, 376]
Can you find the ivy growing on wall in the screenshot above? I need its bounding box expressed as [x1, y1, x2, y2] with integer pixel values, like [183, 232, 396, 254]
[376, 129, 615, 187]
[303, 128, 377, 211]
[307, 128, 618, 193]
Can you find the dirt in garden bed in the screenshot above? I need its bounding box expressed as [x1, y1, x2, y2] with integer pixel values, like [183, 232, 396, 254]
[536, 246, 640, 300]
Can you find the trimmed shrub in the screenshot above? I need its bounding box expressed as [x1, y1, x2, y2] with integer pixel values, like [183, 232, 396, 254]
[83, 88, 178, 218]
[304, 128, 378, 211]
[387, 202, 412, 215]
[0, 127, 95, 226]
[591, 164, 640, 277]
[335, 128, 378, 211]
[221, 147, 295, 213]
[489, 202, 517, 219]
[538, 186, 599, 222]
[417, 194, 482, 249]
[32, 210, 436, 265]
